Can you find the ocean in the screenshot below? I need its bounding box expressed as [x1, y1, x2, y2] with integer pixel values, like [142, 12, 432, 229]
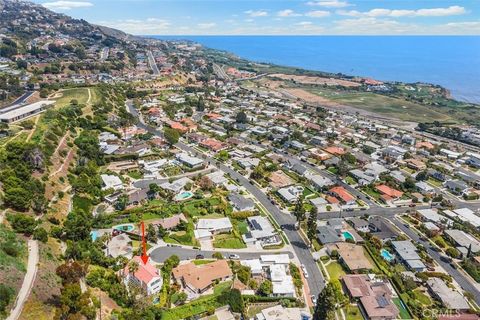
[153, 36, 480, 104]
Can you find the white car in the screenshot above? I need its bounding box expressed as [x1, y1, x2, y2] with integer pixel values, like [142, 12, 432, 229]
[311, 295, 317, 305]
[301, 264, 309, 278]
[228, 254, 240, 260]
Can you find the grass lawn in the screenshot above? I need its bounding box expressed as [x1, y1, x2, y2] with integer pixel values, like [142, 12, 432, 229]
[53, 88, 91, 108]
[412, 290, 431, 305]
[213, 233, 246, 249]
[344, 305, 364, 320]
[327, 167, 339, 174]
[308, 88, 454, 123]
[126, 170, 143, 179]
[161, 281, 232, 320]
[164, 228, 199, 247]
[392, 297, 412, 319]
[236, 220, 249, 235]
[427, 177, 442, 187]
[192, 259, 216, 265]
[325, 261, 346, 279]
[345, 176, 357, 185]
[72, 195, 92, 214]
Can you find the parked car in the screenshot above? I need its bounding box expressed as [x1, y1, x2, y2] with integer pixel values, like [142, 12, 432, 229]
[195, 254, 204, 259]
[301, 264, 309, 278]
[228, 254, 240, 260]
[311, 295, 317, 305]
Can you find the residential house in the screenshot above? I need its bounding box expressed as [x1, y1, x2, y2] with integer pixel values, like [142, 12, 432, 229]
[228, 193, 255, 212]
[342, 274, 399, 320]
[172, 260, 233, 294]
[194, 217, 233, 239]
[277, 185, 304, 204]
[328, 186, 356, 205]
[121, 256, 163, 296]
[327, 242, 373, 273]
[391, 241, 426, 272]
[427, 278, 470, 311]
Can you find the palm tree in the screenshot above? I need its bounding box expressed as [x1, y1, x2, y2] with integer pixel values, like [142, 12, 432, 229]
[128, 260, 139, 278]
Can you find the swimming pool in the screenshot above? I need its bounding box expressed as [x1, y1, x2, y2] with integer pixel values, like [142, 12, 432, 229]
[90, 231, 98, 241]
[113, 224, 135, 232]
[175, 190, 193, 201]
[381, 249, 395, 262]
[343, 231, 355, 242]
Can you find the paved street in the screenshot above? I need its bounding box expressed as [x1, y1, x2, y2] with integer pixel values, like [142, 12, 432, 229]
[392, 217, 480, 305]
[127, 101, 326, 296]
[146, 50, 160, 75]
[127, 100, 480, 300]
[149, 246, 293, 263]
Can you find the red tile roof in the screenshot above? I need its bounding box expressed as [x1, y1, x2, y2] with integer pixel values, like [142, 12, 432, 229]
[329, 186, 355, 203]
[124, 256, 160, 285]
[375, 184, 403, 198]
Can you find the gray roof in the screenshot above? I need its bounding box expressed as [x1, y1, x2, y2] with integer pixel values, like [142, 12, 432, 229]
[317, 226, 341, 244]
[444, 229, 480, 253]
[427, 278, 470, 310]
[228, 193, 255, 211]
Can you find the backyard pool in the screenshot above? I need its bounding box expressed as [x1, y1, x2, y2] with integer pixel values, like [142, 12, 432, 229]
[343, 231, 355, 242]
[175, 191, 194, 201]
[381, 249, 395, 262]
[90, 231, 98, 241]
[113, 223, 135, 232]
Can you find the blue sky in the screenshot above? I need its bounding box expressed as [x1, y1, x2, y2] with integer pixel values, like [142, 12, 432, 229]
[33, 0, 480, 35]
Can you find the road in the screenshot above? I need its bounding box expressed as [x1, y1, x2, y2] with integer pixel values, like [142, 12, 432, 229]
[213, 63, 229, 80]
[126, 101, 326, 296]
[7, 240, 39, 320]
[391, 217, 480, 305]
[149, 246, 293, 263]
[1, 91, 34, 110]
[100, 47, 109, 61]
[127, 100, 480, 298]
[146, 50, 160, 75]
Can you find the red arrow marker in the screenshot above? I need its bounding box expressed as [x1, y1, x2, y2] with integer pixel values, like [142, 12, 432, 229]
[140, 221, 149, 264]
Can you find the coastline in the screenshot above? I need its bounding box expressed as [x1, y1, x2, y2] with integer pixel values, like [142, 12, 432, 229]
[151, 35, 480, 104]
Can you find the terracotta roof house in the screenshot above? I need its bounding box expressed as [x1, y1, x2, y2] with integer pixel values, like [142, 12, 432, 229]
[268, 170, 294, 189]
[199, 138, 227, 152]
[375, 184, 404, 204]
[328, 186, 356, 205]
[170, 121, 189, 133]
[149, 213, 188, 230]
[328, 242, 373, 272]
[172, 260, 233, 293]
[121, 256, 163, 295]
[342, 274, 399, 320]
[324, 146, 346, 156]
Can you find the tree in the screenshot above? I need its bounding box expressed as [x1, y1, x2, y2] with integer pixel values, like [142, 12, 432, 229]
[6, 213, 37, 235]
[236, 265, 251, 285]
[164, 127, 180, 145]
[198, 176, 213, 191]
[33, 227, 48, 243]
[128, 260, 139, 277]
[258, 279, 273, 296]
[0, 284, 14, 314]
[235, 111, 247, 123]
[115, 194, 129, 211]
[313, 282, 337, 320]
[307, 206, 318, 244]
[293, 195, 306, 222]
[212, 252, 223, 259]
[157, 225, 167, 238]
[56, 261, 88, 285]
[146, 224, 157, 242]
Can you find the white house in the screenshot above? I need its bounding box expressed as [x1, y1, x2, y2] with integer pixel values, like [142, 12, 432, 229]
[122, 256, 163, 295]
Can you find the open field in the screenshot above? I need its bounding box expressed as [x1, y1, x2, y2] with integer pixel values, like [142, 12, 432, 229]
[307, 88, 453, 123]
[269, 74, 361, 87]
[52, 88, 90, 107]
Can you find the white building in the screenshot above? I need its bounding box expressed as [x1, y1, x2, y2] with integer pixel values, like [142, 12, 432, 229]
[101, 174, 123, 191]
